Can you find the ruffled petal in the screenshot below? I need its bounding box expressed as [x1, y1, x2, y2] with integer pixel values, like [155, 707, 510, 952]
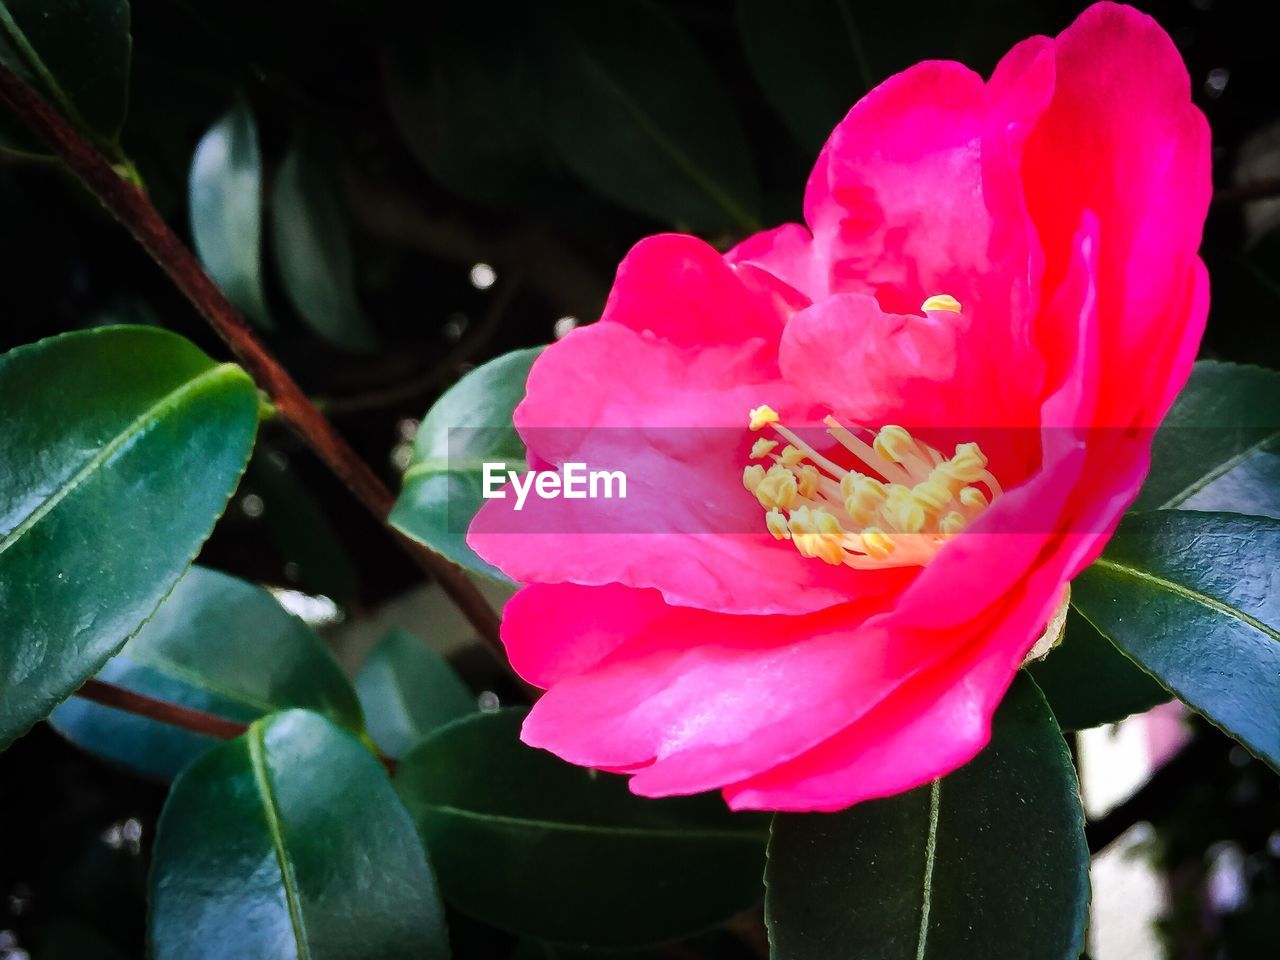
[1018, 1, 1211, 425]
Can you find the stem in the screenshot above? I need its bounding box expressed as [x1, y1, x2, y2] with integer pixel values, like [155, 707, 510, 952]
[76, 678, 398, 774]
[0, 63, 502, 657]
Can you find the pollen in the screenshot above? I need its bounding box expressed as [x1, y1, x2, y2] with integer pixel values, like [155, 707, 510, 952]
[748, 404, 780, 431]
[750, 438, 779, 459]
[754, 464, 799, 510]
[744, 405, 1003, 570]
[921, 294, 962, 313]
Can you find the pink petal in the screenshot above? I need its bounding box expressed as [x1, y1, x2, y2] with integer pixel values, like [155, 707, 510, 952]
[1019, 1, 1211, 426]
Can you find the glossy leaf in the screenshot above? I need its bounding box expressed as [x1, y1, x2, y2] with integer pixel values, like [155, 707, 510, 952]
[150, 709, 449, 960]
[390, 347, 542, 581]
[1073, 511, 1280, 770]
[542, 0, 760, 232]
[188, 103, 274, 330]
[381, 2, 563, 206]
[1179, 435, 1280, 519]
[49, 566, 365, 781]
[1028, 607, 1169, 730]
[270, 140, 379, 352]
[1135, 360, 1280, 510]
[0, 327, 258, 749]
[0, 0, 131, 153]
[356, 629, 476, 757]
[395, 709, 768, 947]
[765, 673, 1089, 960]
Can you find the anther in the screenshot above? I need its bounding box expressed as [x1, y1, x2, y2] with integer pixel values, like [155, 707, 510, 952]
[872, 425, 915, 464]
[765, 508, 790, 540]
[755, 464, 798, 510]
[921, 294, 962, 313]
[748, 405, 779, 431]
[750, 438, 778, 459]
[860, 527, 896, 560]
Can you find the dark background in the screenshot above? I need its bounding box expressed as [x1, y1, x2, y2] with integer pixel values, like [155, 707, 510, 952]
[2, 1, 1278, 956]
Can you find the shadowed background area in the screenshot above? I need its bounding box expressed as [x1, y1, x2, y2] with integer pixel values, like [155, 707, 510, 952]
[2, 1, 1278, 958]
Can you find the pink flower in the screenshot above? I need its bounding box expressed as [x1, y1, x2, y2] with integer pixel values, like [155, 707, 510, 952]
[469, 2, 1210, 811]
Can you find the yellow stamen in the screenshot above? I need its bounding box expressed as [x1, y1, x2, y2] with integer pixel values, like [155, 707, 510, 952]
[765, 508, 790, 540]
[748, 405, 779, 431]
[788, 506, 846, 565]
[755, 464, 798, 510]
[750, 438, 778, 459]
[859, 527, 896, 560]
[921, 294, 962, 313]
[779, 444, 806, 466]
[796, 464, 821, 498]
[872, 425, 914, 464]
[742, 404, 1001, 571]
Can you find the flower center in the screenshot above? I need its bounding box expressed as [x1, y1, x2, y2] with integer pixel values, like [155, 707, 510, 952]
[741, 295, 1003, 570]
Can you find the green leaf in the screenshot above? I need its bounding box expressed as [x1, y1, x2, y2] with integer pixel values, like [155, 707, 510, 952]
[150, 709, 449, 960]
[0, 0, 131, 154]
[395, 709, 768, 947]
[735, 0, 955, 155]
[542, 0, 760, 233]
[1072, 511, 1280, 770]
[1135, 360, 1280, 510]
[247, 448, 362, 605]
[1178, 435, 1280, 520]
[736, 0, 869, 154]
[765, 673, 1089, 960]
[356, 629, 476, 757]
[270, 139, 379, 352]
[49, 565, 365, 781]
[390, 346, 542, 581]
[0, 326, 258, 749]
[1028, 607, 1169, 730]
[380, 2, 564, 206]
[188, 103, 274, 330]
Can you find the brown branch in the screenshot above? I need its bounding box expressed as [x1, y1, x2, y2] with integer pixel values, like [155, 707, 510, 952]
[76, 678, 398, 773]
[0, 62, 502, 658]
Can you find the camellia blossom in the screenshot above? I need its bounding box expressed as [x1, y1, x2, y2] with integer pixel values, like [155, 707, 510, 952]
[469, 2, 1210, 811]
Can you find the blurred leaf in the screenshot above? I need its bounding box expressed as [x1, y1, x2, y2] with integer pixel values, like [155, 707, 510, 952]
[542, 0, 760, 232]
[765, 673, 1088, 960]
[736, 0, 869, 154]
[0, 326, 257, 749]
[381, 2, 563, 206]
[150, 709, 449, 960]
[356, 629, 475, 757]
[390, 346, 542, 582]
[270, 140, 379, 352]
[0, 0, 131, 154]
[395, 709, 768, 947]
[1073, 511, 1280, 771]
[1135, 360, 1280, 510]
[248, 449, 361, 605]
[1028, 607, 1169, 730]
[49, 565, 365, 781]
[736, 0, 957, 154]
[188, 103, 274, 330]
